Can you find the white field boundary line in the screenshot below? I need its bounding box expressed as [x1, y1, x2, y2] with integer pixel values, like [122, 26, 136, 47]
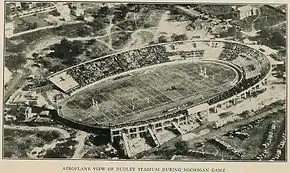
[58, 40, 271, 128]
[61, 60, 241, 125]
[72, 66, 239, 125]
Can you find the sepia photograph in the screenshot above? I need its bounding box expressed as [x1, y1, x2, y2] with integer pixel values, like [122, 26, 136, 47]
[2, 1, 287, 163]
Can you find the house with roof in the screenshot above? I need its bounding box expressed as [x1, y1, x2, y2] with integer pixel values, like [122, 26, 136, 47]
[237, 5, 260, 19]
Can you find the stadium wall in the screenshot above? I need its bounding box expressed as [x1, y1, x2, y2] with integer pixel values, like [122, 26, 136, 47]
[50, 39, 272, 143]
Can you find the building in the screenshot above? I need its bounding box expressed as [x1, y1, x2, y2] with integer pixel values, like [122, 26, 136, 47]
[237, 5, 260, 19]
[49, 40, 271, 158]
[5, 22, 14, 37]
[70, 4, 84, 17]
[15, 2, 22, 10]
[27, 2, 38, 9]
[8, 2, 22, 11]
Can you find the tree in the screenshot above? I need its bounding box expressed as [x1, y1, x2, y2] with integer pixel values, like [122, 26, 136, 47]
[77, 25, 91, 37]
[27, 22, 38, 30]
[258, 28, 286, 48]
[113, 4, 129, 22]
[270, 31, 286, 48]
[158, 36, 168, 43]
[175, 141, 189, 153]
[32, 53, 39, 58]
[49, 10, 61, 17]
[88, 38, 97, 45]
[97, 6, 110, 17]
[90, 17, 109, 31]
[5, 4, 12, 20]
[5, 53, 26, 70]
[171, 33, 188, 41]
[50, 38, 84, 66]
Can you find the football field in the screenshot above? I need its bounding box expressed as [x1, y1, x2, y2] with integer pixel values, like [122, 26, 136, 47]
[60, 60, 239, 126]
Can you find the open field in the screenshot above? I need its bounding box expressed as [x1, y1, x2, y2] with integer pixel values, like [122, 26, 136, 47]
[3, 129, 61, 158]
[60, 60, 238, 126]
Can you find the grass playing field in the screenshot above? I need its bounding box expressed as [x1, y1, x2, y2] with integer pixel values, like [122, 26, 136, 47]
[60, 60, 239, 126]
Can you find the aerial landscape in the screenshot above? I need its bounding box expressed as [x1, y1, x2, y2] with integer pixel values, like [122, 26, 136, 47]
[3, 2, 287, 161]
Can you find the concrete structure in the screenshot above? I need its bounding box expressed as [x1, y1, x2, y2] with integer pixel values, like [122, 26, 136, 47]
[71, 3, 85, 17]
[109, 103, 211, 143]
[50, 39, 271, 158]
[237, 5, 260, 19]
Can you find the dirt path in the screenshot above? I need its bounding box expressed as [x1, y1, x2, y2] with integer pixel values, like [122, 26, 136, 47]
[122, 27, 158, 50]
[71, 131, 89, 159]
[27, 139, 66, 159]
[4, 125, 70, 139]
[4, 68, 31, 103]
[269, 21, 286, 29]
[7, 21, 83, 39]
[5, 124, 71, 159]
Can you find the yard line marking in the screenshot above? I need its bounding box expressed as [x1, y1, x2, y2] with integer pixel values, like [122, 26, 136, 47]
[98, 92, 130, 115]
[148, 71, 185, 99]
[130, 79, 166, 103]
[105, 86, 139, 113]
[141, 74, 178, 101]
[70, 101, 101, 124]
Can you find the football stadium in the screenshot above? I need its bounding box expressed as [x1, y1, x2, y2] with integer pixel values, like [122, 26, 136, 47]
[48, 40, 271, 156]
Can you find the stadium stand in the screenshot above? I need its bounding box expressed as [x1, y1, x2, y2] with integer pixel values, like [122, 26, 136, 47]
[49, 40, 271, 153]
[50, 45, 169, 93]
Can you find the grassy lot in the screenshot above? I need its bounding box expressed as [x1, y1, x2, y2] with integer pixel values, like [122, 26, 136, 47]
[135, 31, 154, 45]
[111, 31, 132, 49]
[44, 139, 77, 158]
[4, 129, 61, 158]
[254, 6, 286, 30]
[238, 113, 285, 160]
[13, 13, 52, 33]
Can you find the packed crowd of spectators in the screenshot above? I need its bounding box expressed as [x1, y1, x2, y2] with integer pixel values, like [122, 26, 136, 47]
[256, 122, 276, 160]
[52, 41, 271, 130]
[112, 109, 188, 129]
[219, 42, 270, 76]
[211, 138, 243, 158]
[262, 123, 276, 149]
[220, 43, 258, 62]
[271, 131, 286, 160]
[167, 49, 205, 58]
[66, 45, 169, 91]
[187, 150, 218, 158]
[207, 42, 270, 106]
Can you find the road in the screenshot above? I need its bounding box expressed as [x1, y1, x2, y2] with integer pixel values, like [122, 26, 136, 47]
[269, 21, 286, 29]
[4, 125, 70, 139]
[5, 124, 71, 159]
[4, 68, 31, 103]
[7, 21, 84, 39]
[67, 30, 134, 51]
[138, 102, 285, 158]
[175, 6, 201, 18]
[71, 131, 89, 159]
[5, 20, 84, 103]
[5, 20, 156, 103]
